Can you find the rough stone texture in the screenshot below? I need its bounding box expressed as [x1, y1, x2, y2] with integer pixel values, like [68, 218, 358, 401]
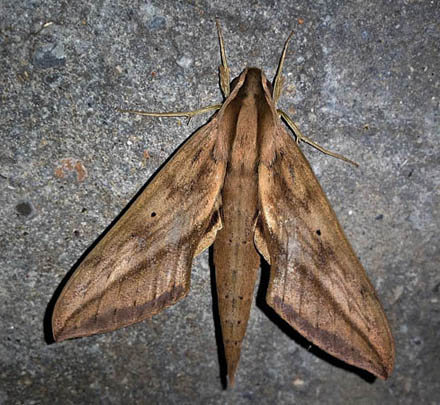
[1, 0, 438, 404]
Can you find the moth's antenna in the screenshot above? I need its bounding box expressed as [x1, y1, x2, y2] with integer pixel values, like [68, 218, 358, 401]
[216, 19, 231, 98]
[273, 31, 294, 104]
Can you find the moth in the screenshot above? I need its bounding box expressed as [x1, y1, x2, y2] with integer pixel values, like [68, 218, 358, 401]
[52, 22, 395, 386]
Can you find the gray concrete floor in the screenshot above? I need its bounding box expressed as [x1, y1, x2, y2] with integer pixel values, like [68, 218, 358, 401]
[1, 0, 439, 404]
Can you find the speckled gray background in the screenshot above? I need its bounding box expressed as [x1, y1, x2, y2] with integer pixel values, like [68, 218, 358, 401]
[1, 0, 439, 404]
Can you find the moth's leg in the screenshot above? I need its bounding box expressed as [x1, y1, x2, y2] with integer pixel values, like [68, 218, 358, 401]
[273, 31, 294, 104]
[216, 19, 231, 98]
[118, 104, 222, 124]
[278, 109, 359, 167]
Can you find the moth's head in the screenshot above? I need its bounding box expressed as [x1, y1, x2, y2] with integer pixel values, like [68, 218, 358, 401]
[230, 68, 273, 96]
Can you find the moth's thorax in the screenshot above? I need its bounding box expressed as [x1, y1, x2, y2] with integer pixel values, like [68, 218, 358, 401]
[220, 68, 274, 161]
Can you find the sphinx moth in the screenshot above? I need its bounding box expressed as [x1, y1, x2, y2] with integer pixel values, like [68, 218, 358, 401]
[52, 22, 394, 386]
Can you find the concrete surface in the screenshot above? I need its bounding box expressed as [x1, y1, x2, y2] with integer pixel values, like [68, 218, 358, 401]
[1, 0, 439, 404]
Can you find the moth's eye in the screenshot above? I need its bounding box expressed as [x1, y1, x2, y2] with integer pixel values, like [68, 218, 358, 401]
[230, 77, 239, 91]
[265, 78, 273, 93]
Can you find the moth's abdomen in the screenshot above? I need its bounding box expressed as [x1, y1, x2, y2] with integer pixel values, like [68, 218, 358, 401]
[213, 164, 260, 386]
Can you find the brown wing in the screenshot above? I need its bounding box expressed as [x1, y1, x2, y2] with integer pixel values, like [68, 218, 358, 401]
[257, 125, 395, 379]
[52, 120, 226, 341]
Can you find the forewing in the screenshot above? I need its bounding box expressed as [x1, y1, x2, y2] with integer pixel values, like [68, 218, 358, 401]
[53, 120, 226, 341]
[258, 125, 394, 379]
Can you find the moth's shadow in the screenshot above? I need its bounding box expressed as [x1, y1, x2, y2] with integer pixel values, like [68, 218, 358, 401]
[44, 121, 210, 345]
[208, 250, 228, 389]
